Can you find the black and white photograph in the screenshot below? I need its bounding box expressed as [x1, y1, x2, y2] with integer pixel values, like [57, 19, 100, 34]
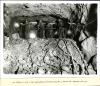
[2, 1, 98, 75]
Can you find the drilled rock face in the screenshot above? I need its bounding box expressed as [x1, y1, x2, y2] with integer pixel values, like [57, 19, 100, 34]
[3, 37, 88, 74]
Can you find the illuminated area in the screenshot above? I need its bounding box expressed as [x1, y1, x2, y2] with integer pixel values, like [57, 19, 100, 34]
[29, 31, 36, 39]
[14, 22, 20, 28]
[67, 30, 72, 35]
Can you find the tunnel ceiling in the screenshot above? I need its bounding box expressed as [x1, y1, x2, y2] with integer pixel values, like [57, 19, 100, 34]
[4, 4, 74, 18]
[4, 3, 90, 18]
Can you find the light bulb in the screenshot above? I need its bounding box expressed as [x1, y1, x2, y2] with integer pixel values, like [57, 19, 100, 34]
[14, 22, 20, 28]
[67, 30, 72, 35]
[29, 32, 36, 39]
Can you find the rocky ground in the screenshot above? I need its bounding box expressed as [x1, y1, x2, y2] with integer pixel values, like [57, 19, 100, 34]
[3, 36, 96, 75]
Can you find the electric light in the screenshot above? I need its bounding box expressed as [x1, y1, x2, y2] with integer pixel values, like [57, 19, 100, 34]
[67, 30, 72, 35]
[29, 31, 36, 39]
[14, 22, 20, 28]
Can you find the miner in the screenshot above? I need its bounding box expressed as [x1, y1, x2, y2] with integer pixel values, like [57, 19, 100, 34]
[36, 19, 45, 38]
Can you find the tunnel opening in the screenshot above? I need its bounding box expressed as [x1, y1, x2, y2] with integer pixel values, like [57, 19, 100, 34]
[7, 15, 72, 39]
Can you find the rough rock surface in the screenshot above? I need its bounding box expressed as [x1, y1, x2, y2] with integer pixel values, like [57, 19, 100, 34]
[81, 36, 97, 62]
[3, 36, 96, 74]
